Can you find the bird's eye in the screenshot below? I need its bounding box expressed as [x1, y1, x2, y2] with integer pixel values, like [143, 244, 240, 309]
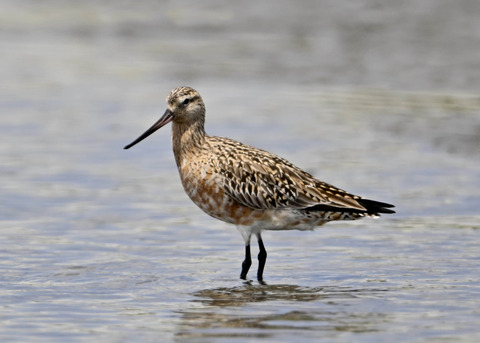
[182, 98, 190, 106]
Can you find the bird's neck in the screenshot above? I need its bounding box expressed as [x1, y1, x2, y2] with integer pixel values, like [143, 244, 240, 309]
[171, 120, 206, 168]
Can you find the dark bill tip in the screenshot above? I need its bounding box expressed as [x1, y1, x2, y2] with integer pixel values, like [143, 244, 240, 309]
[124, 109, 174, 150]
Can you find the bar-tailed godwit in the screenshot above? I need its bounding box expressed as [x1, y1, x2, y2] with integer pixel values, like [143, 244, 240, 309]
[125, 87, 395, 281]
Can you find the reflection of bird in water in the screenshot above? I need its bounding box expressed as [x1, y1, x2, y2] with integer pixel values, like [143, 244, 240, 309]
[124, 87, 395, 281]
[177, 284, 388, 337]
[193, 284, 352, 306]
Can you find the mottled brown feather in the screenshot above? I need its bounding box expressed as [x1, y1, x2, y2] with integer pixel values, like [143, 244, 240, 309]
[205, 136, 367, 212]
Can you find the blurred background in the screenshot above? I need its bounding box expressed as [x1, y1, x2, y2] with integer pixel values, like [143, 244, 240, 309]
[1, 0, 480, 342]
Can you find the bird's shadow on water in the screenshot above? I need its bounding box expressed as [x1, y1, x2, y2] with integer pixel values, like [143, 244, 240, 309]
[175, 282, 391, 340]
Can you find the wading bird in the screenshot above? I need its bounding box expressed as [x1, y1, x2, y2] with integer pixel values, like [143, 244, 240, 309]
[124, 87, 395, 281]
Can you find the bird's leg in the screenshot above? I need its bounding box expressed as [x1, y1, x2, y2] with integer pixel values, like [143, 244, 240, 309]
[256, 233, 267, 281]
[238, 226, 252, 280]
[240, 244, 252, 280]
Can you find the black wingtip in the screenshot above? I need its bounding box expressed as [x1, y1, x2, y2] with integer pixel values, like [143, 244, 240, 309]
[357, 199, 396, 214]
[304, 198, 395, 215]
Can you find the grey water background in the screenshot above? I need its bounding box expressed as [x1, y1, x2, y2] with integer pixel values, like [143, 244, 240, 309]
[1, 0, 480, 342]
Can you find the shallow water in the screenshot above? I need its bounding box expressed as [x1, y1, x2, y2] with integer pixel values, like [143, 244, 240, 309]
[1, 1, 480, 342]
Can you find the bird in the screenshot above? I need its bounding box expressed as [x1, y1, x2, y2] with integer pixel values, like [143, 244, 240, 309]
[124, 86, 395, 281]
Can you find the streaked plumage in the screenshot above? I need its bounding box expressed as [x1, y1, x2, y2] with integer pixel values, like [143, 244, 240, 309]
[124, 86, 395, 281]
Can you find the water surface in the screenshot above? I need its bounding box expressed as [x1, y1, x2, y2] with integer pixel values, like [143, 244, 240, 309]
[1, 1, 480, 342]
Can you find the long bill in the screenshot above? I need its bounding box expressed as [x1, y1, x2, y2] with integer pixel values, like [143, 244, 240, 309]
[124, 109, 174, 149]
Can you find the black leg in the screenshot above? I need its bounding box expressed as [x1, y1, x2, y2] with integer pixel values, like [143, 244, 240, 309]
[257, 238, 267, 281]
[240, 244, 252, 280]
